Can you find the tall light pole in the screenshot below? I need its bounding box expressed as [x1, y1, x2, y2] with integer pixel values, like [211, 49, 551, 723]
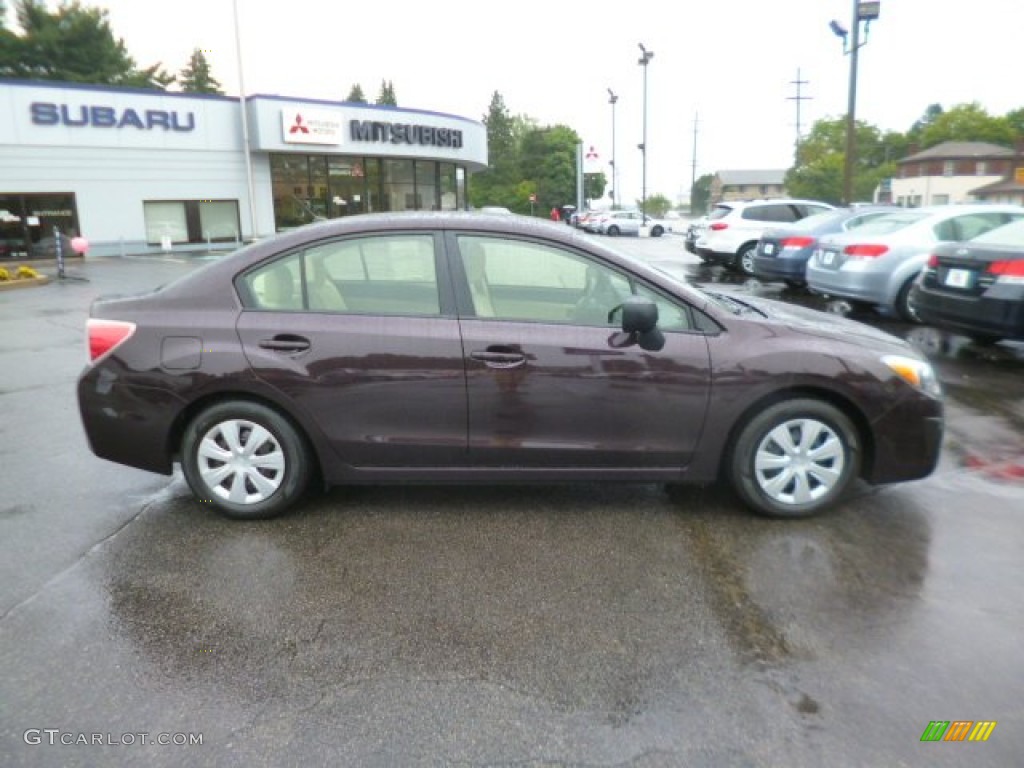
[607, 88, 618, 209]
[638, 43, 653, 222]
[233, 0, 258, 241]
[831, 1, 880, 205]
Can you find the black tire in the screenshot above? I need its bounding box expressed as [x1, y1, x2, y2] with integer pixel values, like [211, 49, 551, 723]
[607, 225, 620, 237]
[181, 400, 312, 520]
[896, 279, 921, 323]
[729, 399, 861, 519]
[735, 243, 757, 275]
[783, 279, 806, 290]
[651, 225, 664, 237]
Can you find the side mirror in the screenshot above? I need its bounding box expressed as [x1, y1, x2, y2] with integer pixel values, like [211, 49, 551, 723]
[608, 297, 665, 351]
[611, 296, 658, 333]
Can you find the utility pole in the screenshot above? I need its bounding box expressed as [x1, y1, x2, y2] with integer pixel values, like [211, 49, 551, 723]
[690, 112, 699, 211]
[787, 68, 812, 160]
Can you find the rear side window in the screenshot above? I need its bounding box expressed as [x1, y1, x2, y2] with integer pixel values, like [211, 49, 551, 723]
[708, 205, 733, 221]
[742, 205, 798, 223]
[239, 234, 440, 315]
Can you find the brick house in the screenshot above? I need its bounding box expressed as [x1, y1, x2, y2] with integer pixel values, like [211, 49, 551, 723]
[890, 141, 1015, 206]
[710, 170, 787, 204]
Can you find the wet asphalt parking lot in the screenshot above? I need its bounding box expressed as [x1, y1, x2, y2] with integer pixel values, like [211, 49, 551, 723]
[1, 234, 1022, 767]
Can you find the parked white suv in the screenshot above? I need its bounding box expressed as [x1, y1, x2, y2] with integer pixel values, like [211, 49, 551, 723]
[696, 199, 834, 274]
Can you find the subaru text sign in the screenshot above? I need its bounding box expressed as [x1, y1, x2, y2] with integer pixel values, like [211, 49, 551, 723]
[282, 108, 344, 145]
[31, 102, 195, 131]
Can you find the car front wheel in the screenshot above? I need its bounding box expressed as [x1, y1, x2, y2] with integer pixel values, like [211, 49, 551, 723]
[181, 401, 313, 520]
[729, 399, 861, 518]
[651, 225, 664, 237]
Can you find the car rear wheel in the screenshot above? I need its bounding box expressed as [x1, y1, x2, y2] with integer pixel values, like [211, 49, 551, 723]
[783, 279, 806, 290]
[181, 401, 312, 520]
[607, 225, 620, 237]
[730, 399, 861, 518]
[735, 243, 757, 275]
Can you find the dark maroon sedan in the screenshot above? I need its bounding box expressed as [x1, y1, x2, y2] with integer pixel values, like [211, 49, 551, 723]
[78, 212, 943, 520]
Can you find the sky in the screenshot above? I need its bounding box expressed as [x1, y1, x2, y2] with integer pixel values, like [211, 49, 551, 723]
[27, 0, 1024, 205]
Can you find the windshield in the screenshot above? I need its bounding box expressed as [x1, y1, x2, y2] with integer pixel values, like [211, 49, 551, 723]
[969, 218, 1024, 246]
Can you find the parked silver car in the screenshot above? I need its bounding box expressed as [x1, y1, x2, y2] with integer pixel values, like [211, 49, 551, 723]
[595, 210, 672, 237]
[806, 204, 1024, 321]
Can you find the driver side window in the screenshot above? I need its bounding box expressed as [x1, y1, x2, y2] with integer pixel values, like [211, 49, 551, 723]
[456, 236, 631, 325]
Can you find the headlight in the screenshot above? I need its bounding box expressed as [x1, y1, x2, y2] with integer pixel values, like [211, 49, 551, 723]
[882, 355, 942, 398]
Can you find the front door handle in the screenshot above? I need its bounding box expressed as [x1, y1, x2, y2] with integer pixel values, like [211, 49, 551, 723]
[258, 335, 311, 353]
[470, 349, 527, 369]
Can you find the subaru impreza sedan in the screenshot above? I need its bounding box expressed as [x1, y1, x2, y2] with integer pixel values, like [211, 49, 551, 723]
[78, 212, 943, 520]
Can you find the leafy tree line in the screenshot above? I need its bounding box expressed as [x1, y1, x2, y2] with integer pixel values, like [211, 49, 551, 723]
[0, 0, 221, 92]
[470, 91, 608, 216]
[784, 102, 1024, 205]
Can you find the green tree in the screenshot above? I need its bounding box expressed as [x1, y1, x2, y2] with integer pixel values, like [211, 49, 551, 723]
[346, 83, 367, 103]
[690, 173, 713, 215]
[918, 102, 1015, 148]
[470, 91, 519, 209]
[518, 124, 580, 214]
[178, 48, 221, 94]
[638, 193, 671, 218]
[0, 1, 171, 87]
[584, 172, 607, 203]
[906, 103, 944, 145]
[1005, 107, 1024, 140]
[787, 117, 892, 204]
[375, 79, 397, 106]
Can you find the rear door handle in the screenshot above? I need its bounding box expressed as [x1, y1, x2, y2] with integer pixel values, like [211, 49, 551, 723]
[258, 335, 311, 353]
[470, 350, 526, 369]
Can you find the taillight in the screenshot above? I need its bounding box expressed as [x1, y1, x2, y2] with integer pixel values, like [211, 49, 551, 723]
[843, 244, 889, 258]
[926, 254, 939, 268]
[709, 222, 729, 231]
[87, 318, 136, 362]
[988, 259, 1024, 283]
[781, 236, 815, 248]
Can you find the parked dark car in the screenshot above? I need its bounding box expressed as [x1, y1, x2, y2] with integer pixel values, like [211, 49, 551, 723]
[78, 212, 943, 520]
[753, 207, 897, 288]
[913, 218, 1024, 344]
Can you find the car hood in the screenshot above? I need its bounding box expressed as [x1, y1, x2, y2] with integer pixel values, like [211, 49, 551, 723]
[733, 294, 914, 353]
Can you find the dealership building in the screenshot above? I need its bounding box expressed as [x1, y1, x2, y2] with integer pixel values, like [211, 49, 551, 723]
[0, 78, 489, 259]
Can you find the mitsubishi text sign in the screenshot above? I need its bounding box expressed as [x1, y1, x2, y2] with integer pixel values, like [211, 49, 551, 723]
[282, 108, 344, 145]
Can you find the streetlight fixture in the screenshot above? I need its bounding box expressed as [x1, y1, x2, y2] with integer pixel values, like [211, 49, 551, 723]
[607, 88, 618, 209]
[637, 43, 653, 223]
[831, 0, 880, 205]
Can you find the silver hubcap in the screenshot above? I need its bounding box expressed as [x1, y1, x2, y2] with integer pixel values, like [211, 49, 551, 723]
[741, 249, 754, 274]
[754, 418, 845, 505]
[197, 419, 285, 505]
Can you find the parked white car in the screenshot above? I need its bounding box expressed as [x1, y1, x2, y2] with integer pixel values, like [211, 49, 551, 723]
[596, 210, 672, 237]
[696, 199, 834, 274]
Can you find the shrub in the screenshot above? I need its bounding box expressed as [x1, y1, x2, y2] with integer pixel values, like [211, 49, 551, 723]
[0, 268, 9, 281]
[16, 266, 40, 279]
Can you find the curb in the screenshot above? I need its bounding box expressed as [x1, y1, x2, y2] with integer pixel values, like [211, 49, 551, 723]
[0, 275, 52, 291]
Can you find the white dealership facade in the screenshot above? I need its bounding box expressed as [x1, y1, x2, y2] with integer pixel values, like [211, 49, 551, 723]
[0, 78, 488, 258]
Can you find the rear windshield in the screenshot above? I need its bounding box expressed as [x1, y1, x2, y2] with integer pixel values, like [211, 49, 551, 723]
[969, 218, 1024, 246]
[847, 211, 928, 235]
[708, 205, 733, 221]
[788, 210, 846, 231]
